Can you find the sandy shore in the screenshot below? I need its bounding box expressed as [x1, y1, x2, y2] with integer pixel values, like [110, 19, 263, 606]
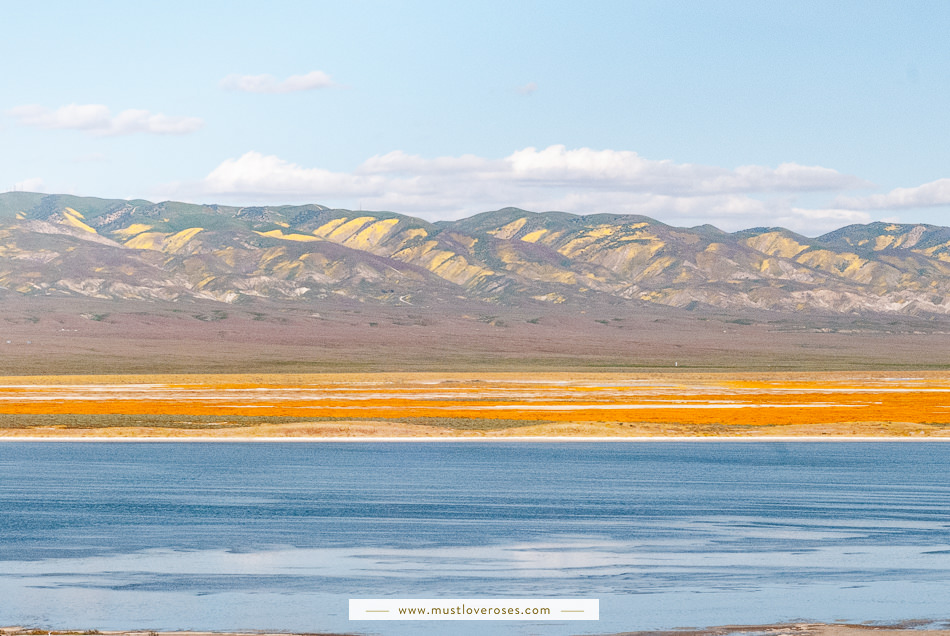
[0, 632, 341, 636]
[4, 435, 950, 442]
[611, 623, 950, 636]
[4, 623, 950, 636]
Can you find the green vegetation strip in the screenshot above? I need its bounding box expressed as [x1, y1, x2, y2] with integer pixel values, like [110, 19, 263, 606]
[0, 414, 548, 431]
[393, 417, 549, 430]
[0, 414, 316, 429]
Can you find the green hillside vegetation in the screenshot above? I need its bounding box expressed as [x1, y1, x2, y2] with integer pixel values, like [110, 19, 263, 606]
[3, 191, 950, 317]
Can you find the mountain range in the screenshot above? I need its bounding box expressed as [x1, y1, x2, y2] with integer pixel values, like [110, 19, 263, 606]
[3, 191, 950, 317]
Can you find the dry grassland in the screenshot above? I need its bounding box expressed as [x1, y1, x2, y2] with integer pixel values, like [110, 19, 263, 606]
[0, 371, 948, 438]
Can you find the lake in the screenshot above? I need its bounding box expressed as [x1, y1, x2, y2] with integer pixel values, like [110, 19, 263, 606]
[1, 441, 949, 635]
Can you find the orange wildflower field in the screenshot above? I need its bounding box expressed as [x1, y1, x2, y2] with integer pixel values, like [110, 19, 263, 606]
[0, 371, 948, 438]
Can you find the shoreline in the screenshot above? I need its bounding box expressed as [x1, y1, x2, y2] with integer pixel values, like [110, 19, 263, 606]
[3, 435, 950, 442]
[4, 623, 950, 636]
[613, 623, 950, 636]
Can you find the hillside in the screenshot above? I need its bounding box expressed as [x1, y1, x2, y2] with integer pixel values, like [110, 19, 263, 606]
[1, 192, 949, 375]
[3, 192, 950, 316]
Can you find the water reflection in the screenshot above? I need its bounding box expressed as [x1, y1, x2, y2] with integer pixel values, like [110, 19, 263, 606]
[1, 442, 950, 635]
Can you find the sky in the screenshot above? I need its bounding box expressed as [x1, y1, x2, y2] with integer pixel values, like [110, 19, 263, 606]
[2, 0, 950, 236]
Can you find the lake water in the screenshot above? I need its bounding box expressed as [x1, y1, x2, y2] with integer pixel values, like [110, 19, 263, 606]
[1, 441, 950, 636]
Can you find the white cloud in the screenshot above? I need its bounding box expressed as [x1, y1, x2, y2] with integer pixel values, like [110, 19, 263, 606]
[778, 207, 873, 232]
[202, 151, 383, 198]
[6, 104, 203, 136]
[219, 71, 336, 94]
[834, 177, 950, 210]
[7, 103, 109, 131]
[358, 150, 500, 176]
[517, 82, 538, 95]
[12, 177, 45, 193]
[504, 146, 867, 194]
[161, 145, 873, 235]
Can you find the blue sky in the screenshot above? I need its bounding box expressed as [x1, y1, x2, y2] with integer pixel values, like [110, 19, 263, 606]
[2, 0, 949, 235]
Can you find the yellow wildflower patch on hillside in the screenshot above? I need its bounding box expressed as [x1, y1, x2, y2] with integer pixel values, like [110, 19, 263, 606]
[312, 217, 348, 237]
[255, 229, 321, 242]
[520, 229, 547, 243]
[797, 250, 868, 279]
[258, 246, 287, 267]
[920, 241, 950, 262]
[62, 207, 97, 234]
[402, 227, 428, 240]
[874, 235, 896, 250]
[743, 232, 808, 259]
[124, 232, 165, 250]
[326, 216, 375, 241]
[164, 228, 203, 253]
[445, 231, 477, 250]
[431, 255, 493, 285]
[425, 249, 457, 271]
[585, 226, 615, 239]
[345, 218, 400, 249]
[488, 217, 527, 239]
[636, 256, 676, 280]
[112, 224, 153, 238]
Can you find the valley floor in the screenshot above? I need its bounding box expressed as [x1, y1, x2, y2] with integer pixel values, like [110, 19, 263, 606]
[1, 371, 948, 438]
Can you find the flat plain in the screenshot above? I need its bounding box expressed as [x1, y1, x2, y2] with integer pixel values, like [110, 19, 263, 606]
[1, 370, 948, 438]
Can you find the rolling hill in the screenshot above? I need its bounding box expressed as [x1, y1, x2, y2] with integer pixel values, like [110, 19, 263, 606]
[2, 191, 950, 316]
[2, 192, 950, 375]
